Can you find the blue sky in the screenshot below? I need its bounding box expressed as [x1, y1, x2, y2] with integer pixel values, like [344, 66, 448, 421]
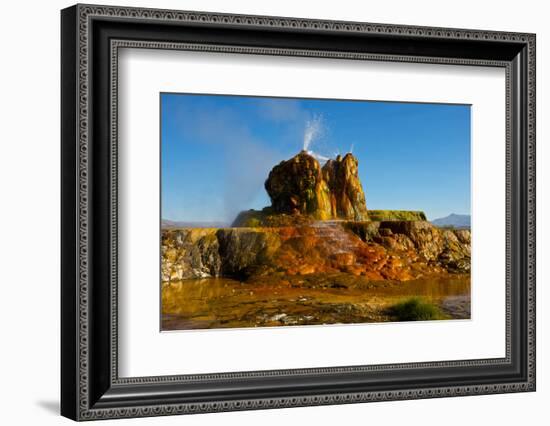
[161, 93, 471, 223]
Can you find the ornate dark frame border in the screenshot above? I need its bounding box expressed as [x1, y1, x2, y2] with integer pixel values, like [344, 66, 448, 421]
[61, 4, 536, 421]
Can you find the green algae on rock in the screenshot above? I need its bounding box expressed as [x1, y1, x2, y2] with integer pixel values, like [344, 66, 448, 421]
[264, 150, 368, 221]
[367, 210, 427, 221]
[265, 151, 333, 220]
[234, 150, 426, 226]
[232, 207, 314, 227]
[321, 153, 368, 220]
[161, 221, 471, 284]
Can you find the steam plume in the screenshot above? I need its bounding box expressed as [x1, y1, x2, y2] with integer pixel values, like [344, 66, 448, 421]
[303, 115, 323, 151]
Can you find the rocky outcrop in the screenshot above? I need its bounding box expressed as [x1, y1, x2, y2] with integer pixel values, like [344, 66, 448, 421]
[162, 228, 283, 281]
[161, 221, 470, 284]
[264, 151, 367, 221]
[322, 153, 368, 220]
[264, 151, 333, 220]
[345, 221, 471, 274]
[216, 228, 282, 278]
[234, 151, 428, 226]
[161, 229, 221, 282]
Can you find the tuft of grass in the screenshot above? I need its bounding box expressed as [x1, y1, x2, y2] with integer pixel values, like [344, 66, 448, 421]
[387, 297, 448, 321]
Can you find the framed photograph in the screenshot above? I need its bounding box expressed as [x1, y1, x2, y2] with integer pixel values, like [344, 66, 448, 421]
[61, 4, 536, 421]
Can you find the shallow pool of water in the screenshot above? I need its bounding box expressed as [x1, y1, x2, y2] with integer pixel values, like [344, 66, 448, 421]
[161, 273, 470, 330]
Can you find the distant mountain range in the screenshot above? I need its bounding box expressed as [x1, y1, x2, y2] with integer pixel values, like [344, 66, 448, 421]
[431, 213, 471, 229]
[162, 219, 229, 229]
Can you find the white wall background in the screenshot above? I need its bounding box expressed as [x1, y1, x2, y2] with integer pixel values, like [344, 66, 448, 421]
[0, 0, 546, 424]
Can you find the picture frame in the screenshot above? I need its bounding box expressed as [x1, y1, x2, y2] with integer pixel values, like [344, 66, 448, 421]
[61, 3, 536, 421]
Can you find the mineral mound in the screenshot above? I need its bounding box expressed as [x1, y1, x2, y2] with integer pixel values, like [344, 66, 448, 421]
[264, 150, 333, 219]
[162, 150, 471, 286]
[322, 153, 368, 221]
[235, 151, 368, 226]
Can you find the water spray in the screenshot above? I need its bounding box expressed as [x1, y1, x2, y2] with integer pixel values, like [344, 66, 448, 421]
[303, 115, 323, 151]
[302, 114, 332, 163]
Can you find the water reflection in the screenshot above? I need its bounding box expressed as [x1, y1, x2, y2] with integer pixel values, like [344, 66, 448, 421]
[162, 274, 470, 330]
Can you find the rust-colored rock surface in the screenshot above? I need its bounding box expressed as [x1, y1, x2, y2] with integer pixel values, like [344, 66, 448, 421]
[264, 151, 368, 221]
[161, 221, 471, 284]
[322, 153, 368, 220]
[264, 151, 333, 220]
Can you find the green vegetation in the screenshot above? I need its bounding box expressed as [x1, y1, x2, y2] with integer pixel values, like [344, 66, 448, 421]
[386, 297, 448, 321]
[368, 210, 427, 221]
[245, 217, 262, 228]
[233, 209, 427, 227]
[231, 208, 314, 227]
[231, 208, 271, 227]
